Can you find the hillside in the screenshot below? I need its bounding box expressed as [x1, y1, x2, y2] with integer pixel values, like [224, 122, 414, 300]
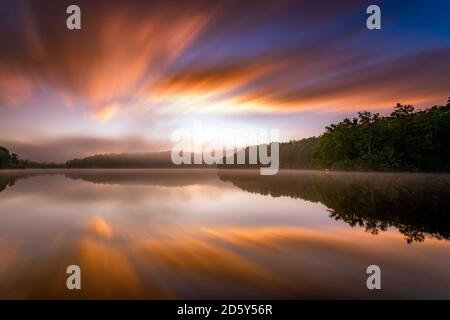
[64, 151, 210, 168]
[221, 98, 450, 171]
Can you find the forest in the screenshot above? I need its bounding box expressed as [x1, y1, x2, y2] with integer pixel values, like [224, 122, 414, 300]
[312, 99, 450, 171]
[224, 97, 450, 171]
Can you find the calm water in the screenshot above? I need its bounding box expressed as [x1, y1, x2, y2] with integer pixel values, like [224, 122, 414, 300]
[0, 169, 449, 299]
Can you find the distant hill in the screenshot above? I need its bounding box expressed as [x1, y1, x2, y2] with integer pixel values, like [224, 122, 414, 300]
[0, 147, 211, 169]
[0, 146, 211, 169]
[64, 151, 211, 168]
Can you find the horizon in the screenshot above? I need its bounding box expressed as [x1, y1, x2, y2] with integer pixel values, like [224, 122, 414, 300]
[1, 0, 450, 162]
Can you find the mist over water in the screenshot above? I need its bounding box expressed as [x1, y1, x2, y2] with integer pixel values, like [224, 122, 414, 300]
[0, 169, 449, 299]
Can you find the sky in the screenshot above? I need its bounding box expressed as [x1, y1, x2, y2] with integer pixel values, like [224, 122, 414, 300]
[0, 0, 449, 162]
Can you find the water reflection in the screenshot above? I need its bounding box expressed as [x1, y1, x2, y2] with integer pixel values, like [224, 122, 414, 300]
[218, 170, 450, 243]
[0, 169, 449, 299]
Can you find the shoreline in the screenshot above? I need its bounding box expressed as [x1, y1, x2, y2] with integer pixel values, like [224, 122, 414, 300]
[1, 167, 450, 175]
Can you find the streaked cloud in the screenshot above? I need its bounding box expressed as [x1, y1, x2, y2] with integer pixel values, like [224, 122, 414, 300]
[0, 0, 215, 112]
[86, 216, 113, 239]
[93, 103, 118, 123]
[0, 0, 449, 160]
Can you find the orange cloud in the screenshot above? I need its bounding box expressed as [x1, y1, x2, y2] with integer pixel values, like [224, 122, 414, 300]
[0, 68, 34, 106]
[86, 216, 113, 238]
[1, 0, 449, 119]
[93, 103, 118, 123]
[149, 61, 282, 99]
[0, 1, 215, 111]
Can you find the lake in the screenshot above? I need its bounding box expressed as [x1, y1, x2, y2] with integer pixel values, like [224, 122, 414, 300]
[0, 169, 449, 299]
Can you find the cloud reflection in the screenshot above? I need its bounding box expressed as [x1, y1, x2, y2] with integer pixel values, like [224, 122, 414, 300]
[1, 170, 450, 298]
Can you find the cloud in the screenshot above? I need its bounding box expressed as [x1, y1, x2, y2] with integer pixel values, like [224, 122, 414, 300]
[86, 216, 113, 239]
[0, 0, 392, 115]
[146, 37, 450, 113]
[0, 0, 215, 111]
[93, 103, 118, 123]
[259, 47, 450, 111]
[0, 68, 34, 106]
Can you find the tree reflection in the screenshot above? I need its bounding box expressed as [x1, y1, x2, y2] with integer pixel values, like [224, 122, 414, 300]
[0, 173, 19, 193]
[218, 170, 450, 243]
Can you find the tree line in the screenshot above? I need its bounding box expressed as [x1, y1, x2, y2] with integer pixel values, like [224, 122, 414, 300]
[224, 97, 450, 171]
[312, 98, 450, 171]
